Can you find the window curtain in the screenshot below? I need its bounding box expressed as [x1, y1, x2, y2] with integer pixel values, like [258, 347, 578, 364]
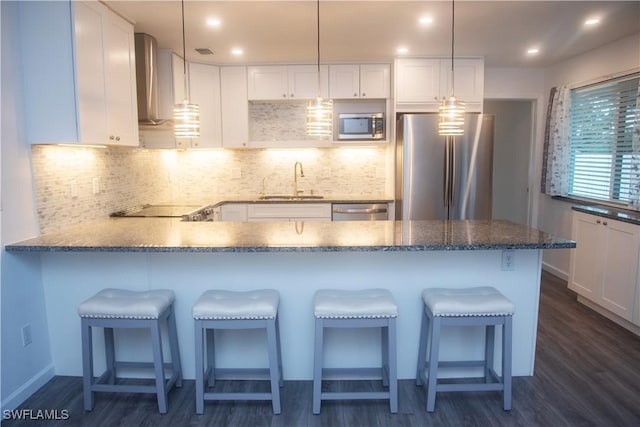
[628, 85, 640, 210]
[541, 86, 572, 196]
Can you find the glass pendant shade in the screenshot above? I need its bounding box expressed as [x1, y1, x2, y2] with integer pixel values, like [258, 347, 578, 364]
[306, 97, 333, 137]
[174, 100, 200, 138]
[438, 96, 465, 136]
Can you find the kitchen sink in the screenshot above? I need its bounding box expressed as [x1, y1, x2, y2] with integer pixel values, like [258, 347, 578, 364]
[258, 195, 324, 200]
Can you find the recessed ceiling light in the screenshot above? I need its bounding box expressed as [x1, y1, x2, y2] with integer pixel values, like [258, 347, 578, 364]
[527, 47, 540, 55]
[584, 17, 600, 26]
[397, 47, 409, 54]
[419, 16, 433, 25]
[231, 48, 243, 56]
[207, 18, 221, 27]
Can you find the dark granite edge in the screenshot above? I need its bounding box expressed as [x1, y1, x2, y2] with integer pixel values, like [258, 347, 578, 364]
[5, 242, 576, 253]
[571, 205, 640, 226]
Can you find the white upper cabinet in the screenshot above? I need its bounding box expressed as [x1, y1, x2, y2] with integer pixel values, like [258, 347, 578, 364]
[396, 58, 484, 112]
[103, 9, 139, 146]
[329, 64, 390, 99]
[18, 1, 138, 146]
[221, 66, 250, 148]
[157, 50, 186, 120]
[248, 65, 328, 100]
[176, 63, 222, 149]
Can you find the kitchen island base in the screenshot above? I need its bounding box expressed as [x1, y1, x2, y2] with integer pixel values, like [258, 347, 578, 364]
[40, 249, 543, 381]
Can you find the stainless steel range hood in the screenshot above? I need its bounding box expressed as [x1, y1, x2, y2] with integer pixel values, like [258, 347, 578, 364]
[134, 33, 162, 125]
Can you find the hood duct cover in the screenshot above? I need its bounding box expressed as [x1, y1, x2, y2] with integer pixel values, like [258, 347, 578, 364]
[134, 33, 161, 124]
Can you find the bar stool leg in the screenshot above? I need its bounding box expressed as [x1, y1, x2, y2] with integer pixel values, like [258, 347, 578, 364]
[485, 325, 495, 383]
[426, 315, 441, 413]
[381, 324, 389, 387]
[81, 319, 94, 411]
[388, 318, 398, 413]
[103, 327, 116, 384]
[167, 305, 183, 388]
[503, 316, 513, 411]
[416, 309, 429, 386]
[150, 320, 168, 414]
[312, 318, 324, 415]
[195, 321, 205, 415]
[276, 315, 284, 387]
[266, 318, 282, 414]
[206, 329, 216, 387]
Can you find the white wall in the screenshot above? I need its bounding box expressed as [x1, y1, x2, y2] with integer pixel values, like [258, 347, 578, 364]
[538, 33, 640, 279]
[0, 2, 54, 411]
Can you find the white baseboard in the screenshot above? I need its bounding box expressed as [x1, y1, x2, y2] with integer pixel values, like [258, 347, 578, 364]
[542, 262, 568, 281]
[1, 364, 55, 412]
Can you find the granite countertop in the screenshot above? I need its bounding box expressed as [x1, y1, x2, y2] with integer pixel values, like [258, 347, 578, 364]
[5, 219, 575, 253]
[572, 205, 640, 225]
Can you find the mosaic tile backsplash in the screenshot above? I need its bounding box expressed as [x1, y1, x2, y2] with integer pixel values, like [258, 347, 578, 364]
[31, 145, 389, 233]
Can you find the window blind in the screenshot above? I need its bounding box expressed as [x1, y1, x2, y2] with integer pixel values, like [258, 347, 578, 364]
[569, 74, 639, 203]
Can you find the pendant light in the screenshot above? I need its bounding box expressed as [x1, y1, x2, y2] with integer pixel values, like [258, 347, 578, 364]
[306, 0, 333, 137]
[174, 0, 200, 138]
[438, 0, 465, 136]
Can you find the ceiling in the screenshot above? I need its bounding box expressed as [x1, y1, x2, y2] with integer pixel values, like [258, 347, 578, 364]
[105, 0, 640, 68]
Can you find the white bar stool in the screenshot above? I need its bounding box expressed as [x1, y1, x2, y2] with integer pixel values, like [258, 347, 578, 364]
[312, 288, 398, 414]
[193, 289, 283, 415]
[77, 288, 182, 414]
[416, 287, 514, 412]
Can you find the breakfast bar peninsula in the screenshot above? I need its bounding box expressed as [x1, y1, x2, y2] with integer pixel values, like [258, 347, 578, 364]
[5, 219, 574, 381]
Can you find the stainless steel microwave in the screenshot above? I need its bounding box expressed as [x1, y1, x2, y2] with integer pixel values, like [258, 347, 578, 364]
[338, 113, 385, 141]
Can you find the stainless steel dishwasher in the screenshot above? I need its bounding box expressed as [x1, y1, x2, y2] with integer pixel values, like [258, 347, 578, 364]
[332, 203, 389, 221]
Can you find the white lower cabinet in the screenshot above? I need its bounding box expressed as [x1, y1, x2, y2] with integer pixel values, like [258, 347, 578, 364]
[569, 211, 640, 323]
[247, 204, 332, 222]
[220, 204, 248, 222]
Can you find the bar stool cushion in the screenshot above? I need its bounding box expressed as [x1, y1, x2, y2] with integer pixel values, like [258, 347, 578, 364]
[77, 289, 175, 319]
[314, 288, 398, 319]
[193, 289, 279, 320]
[422, 287, 514, 317]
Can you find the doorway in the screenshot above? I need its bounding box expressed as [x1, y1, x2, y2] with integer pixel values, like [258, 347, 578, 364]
[484, 100, 534, 226]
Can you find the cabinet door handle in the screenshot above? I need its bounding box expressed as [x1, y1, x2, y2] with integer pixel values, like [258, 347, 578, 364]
[354, 93, 358, 97]
[291, 93, 294, 98]
[282, 94, 287, 98]
[596, 220, 601, 224]
[603, 221, 608, 226]
[362, 92, 366, 97]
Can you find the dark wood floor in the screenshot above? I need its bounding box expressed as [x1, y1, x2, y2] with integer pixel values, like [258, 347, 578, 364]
[5, 271, 640, 426]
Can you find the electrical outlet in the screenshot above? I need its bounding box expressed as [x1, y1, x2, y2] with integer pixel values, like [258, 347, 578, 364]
[501, 250, 515, 271]
[21, 324, 32, 347]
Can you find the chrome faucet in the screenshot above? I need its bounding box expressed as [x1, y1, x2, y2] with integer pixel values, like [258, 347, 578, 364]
[293, 161, 305, 196]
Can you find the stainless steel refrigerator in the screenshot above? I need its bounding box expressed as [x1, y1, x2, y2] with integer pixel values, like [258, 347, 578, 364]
[395, 113, 494, 220]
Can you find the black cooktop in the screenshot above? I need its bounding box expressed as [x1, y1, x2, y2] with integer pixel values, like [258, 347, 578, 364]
[110, 205, 201, 218]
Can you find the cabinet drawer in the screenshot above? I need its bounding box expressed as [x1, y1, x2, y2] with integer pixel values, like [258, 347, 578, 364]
[247, 203, 331, 220]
